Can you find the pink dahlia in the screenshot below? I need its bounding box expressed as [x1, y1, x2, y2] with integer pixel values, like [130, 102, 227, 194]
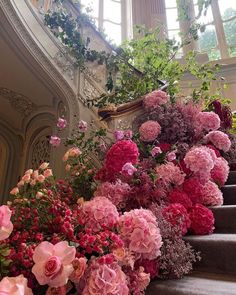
[211, 157, 229, 186]
[82, 197, 119, 232]
[0, 275, 33, 295]
[168, 189, 192, 209]
[82, 260, 129, 295]
[196, 111, 221, 131]
[204, 131, 231, 152]
[143, 90, 169, 110]
[189, 204, 215, 235]
[119, 209, 162, 260]
[162, 203, 191, 236]
[156, 162, 185, 187]
[139, 121, 161, 142]
[182, 177, 204, 204]
[201, 180, 223, 206]
[0, 205, 13, 241]
[32, 241, 76, 287]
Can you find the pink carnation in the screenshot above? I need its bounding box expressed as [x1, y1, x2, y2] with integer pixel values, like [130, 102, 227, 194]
[189, 204, 215, 235]
[144, 90, 169, 110]
[0, 205, 13, 241]
[211, 157, 229, 186]
[0, 275, 33, 295]
[196, 111, 221, 131]
[204, 131, 231, 152]
[168, 189, 192, 209]
[156, 162, 185, 187]
[83, 197, 119, 232]
[94, 180, 130, 208]
[82, 260, 129, 295]
[32, 241, 76, 287]
[201, 180, 223, 206]
[162, 203, 191, 236]
[119, 209, 162, 260]
[139, 121, 161, 142]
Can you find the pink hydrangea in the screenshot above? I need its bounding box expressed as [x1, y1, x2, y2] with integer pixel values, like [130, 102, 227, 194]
[82, 260, 129, 295]
[162, 203, 191, 236]
[32, 241, 76, 287]
[189, 204, 215, 235]
[0, 275, 33, 295]
[125, 266, 150, 295]
[82, 197, 119, 232]
[57, 117, 67, 129]
[143, 90, 169, 110]
[50, 136, 61, 147]
[139, 121, 161, 142]
[168, 189, 192, 209]
[119, 209, 162, 260]
[94, 180, 130, 208]
[156, 162, 186, 187]
[196, 111, 221, 131]
[0, 205, 13, 241]
[182, 177, 204, 204]
[204, 131, 231, 152]
[201, 180, 223, 206]
[211, 157, 229, 186]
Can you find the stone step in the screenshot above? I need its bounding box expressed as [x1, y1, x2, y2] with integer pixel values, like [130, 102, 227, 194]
[184, 234, 236, 275]
[146, 272, 236, 295]
[210, 205, 236, 233]
[221, 185, 236, 205]
[226, 171, 236, 185]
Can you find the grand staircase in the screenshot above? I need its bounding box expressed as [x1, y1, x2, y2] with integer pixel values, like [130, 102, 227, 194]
[147, 171, 236, 295]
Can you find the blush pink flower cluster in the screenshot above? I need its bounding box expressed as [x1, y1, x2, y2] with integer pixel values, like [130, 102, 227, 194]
[211, 157, 229, 186]
[0, 275, 33, 295]
[82, 259, 129, 295]
[119, 209, 162, 260]
[204, 131, 231, 152]
[201, 180, 223, 206]
[196, 111, 221, 131]
[0, 205, 13, 240]
[139, 121, 161, 142]
[32, 241, 76, 287]
[156, 162, 186, 187]
[143, 90, 169, 110]
[82, 197, 119, 232]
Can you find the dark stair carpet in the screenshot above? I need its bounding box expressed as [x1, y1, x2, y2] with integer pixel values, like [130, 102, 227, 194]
[147, 171, 236, 294]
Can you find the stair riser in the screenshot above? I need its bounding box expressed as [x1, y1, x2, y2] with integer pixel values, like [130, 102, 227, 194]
[211, 207, 236, 233]
[226, 172, 236, 185]
[221, 186, 236, 205]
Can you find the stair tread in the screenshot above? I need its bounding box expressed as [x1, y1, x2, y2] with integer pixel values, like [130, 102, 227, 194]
[185, 233, 236, 242]
[147, 272, 236, 295]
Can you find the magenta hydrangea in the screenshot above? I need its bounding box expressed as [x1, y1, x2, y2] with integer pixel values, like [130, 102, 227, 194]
[201, 180, 223, 207]
[168, 189, 193, 209]
[139, 121, 161, 142]
[211, 157, 229, 186]
[204, 131, 231, 152]
[143, 90, 169, 110]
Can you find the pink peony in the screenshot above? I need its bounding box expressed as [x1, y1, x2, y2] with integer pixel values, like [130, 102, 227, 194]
[78, 120, 88, 132]
[119, 209, 162, 260]
[201, 180, 223, 206]
[82, 197, 119, 232]
[168, 189, 192, 209]
[144, 90, 169, 110]
[204, 131, 231, 152]
[57, 118, 67, 130]
[162, 203, 191, 236]
[0, 275, 33, 295]
[50, 136, 61, 147]
[183, 177, 204, 204]
[151, 146, 162, 157]
[196, 111, 221, 131]
[70, 258, 87, 284]
[139, 121, 161, 142]
[0, 205, 13, 240]
[32, 241, 76, 287]
[156, 162, 185, 187]
[189, 204, 215, 235]
[211, 157, 229, 186]
[82, 260, 129, 295]
[122, 162, 137, 176]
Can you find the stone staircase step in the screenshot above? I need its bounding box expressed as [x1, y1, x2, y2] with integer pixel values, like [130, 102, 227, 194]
[146, 272, 236, 295]
[184, 234, 236, 275]
[210, 205, 236, 233]
[221, 185, 236, 205]
[226, 171, 236, 185]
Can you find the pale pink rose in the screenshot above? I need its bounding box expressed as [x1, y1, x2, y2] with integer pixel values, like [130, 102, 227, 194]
[122, 162, 137, 176]
[21, 174, 31, 183]
[17, 180, 25, 188]
[10, 187, 19, 195]
[0, 275, 33, 295]
[32, 241, 76, 287]
[39, 162, 50, 170]
[36, 192, 44, 199]
[46, 285, 67, 295]
[139, 121, 161, 142]
[151, 146, 162, 157]
[50, 136, 61, 147]
[44, 169, 53, 178]
[167, 151, 176, 162]
[24, 169, 33, 175]
[70, 258, 87, 283]
[37, 174, 45, 183]
[57, 118, 67, 130]
[30, 179, 36, 186]
[0, 205, 13, 241]
[65, 164, 71, 172]
[32, 170, 39, 179]
[78, 120, 88, 132]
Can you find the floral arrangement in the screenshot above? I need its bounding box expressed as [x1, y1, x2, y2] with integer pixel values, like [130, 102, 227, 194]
[0, 90, 234, 294]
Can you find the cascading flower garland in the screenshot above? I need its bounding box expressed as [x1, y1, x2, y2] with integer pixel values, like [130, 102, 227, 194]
[0, 90, 235, 294]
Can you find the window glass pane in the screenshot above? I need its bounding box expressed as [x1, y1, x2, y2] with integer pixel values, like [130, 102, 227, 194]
[103, 21, 122, 44]
[166, 8, 180, 30]
[198, 25, 217, 51]
[194, 4, 213, 24]
[165, 0, 177, 8]
[80, 0, 99, 18]
[104, 0, 121, 23]
[229, 47, 236, 58]
[218, 0, 236, 21]
[224, 20, 236, 46]
[168, 30, 181, 43]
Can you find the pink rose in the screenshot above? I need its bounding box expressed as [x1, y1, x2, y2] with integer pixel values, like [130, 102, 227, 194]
[0, 275, 33, 295]
[122, 162, 137, 176]
[44, 169, 53, 178]
[37, 174, 45, 183]
[0, 205, 13, 240]
[63, 148, 82, 162]
[167, 151, 176, 162]
[57, 118, 67, 130]
[25, 169, 33, 175]
[17, 180, 25, 187]
[10, 187, 19, 195]
[151, 146, 162, 157]
[139, 121, 161, 142]
[50, 136, 61, 147]
[21, 174, 31, 183]
[39, 162, 50, 170]
[32, 170, 39, 179]
[78, 120, 88, 132]
[70, 258, 87, 283]
[32, 241, 76, 287]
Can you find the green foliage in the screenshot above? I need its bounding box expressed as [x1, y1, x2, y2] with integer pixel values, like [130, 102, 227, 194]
[0, 244, 11, 279]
